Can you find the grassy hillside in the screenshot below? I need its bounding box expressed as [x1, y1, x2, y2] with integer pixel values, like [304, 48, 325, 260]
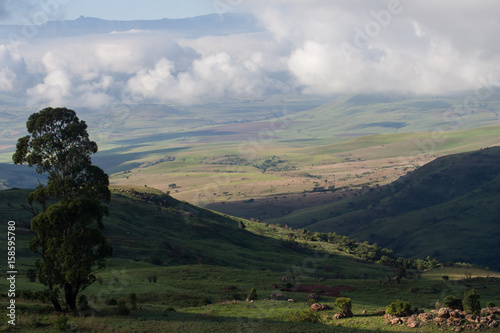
[1, 188, 500, 332]
[270, 146, 500, 270]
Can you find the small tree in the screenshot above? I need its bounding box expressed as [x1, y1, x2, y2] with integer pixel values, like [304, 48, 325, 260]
[395, 265, 406, 280]
[335, 297, 353, 317]
[463, 289, 481, 315]
[247, 288, 258, 301]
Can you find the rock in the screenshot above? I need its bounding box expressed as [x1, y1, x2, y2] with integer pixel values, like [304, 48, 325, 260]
[438, 307, 451, 319]
[418, 312, 434, 321]
[362, 310, 367, 315]
[482, 307, 500, 316]
[407, 319, 420, 328]
[333, 313, 344, 319]
[376, 310, 386, 316]
[465, 314, 479, 323]
[490, 320, 499, 328]
[310, 303, 332, 312]
[287, 299, 296, 302]
[449, 310, 463, 319]
[390, 318, 403, 325]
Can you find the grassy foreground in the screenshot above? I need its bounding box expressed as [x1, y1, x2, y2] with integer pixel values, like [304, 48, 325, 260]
[1, 264, 499, 332]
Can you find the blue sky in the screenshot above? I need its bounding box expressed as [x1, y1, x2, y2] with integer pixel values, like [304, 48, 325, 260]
[65, 0, 218, 20]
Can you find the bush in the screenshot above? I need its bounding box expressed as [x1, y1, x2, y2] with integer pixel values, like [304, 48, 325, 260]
[280, 310, 322, 323]
[443, 295, 463, 310]
[386, 299, 412, 317]
[307, 299, 318, 305]
[486, 302, 496, 308]
[55, 316, 69, 331]
[116, 301, 130, 316]
[247, 288, 258, 300]
[26, 269, 37, 282]
[335, 297, 353, 317]
[463, 289, 481, 315]
[105, 297, 118, 306]
[77, 295, 91, 312]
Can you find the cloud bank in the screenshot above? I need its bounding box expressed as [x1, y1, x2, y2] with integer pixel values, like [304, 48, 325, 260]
[1, 0, 499, 108]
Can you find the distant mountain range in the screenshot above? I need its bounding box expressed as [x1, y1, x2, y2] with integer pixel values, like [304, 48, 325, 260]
[0, 13, 262, 38]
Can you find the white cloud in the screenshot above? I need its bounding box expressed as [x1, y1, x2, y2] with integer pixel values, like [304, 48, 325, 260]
[2, 1, 500, 107]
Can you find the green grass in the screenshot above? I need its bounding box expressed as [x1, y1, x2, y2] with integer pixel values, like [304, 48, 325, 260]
[1, 187, 499, 332]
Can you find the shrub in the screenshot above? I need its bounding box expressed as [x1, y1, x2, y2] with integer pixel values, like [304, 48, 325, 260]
[105, 297, 118, 306]
[486, 302, 496, 308]
[442, 275, 449, 280]
[247, 288, 258, 300]
[463, 289, 481, 315]
[77, 295, 91, 312]
[386, 299, 412, 317]
[26, 269, 37, 282]
[129, 292, 138, 310]
[307, 299, 318, 305]
[165, 306, 176, 312]
[55, 316, 69, 331]
[443, 295, 463, 310]
[116, 301, 130, 316]
[335, 297, 353, 317]
[280, 310, 322, 323]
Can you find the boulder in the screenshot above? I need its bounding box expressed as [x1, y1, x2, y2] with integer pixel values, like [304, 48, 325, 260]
[287, 299, 296, 302]
[390, 318, 403, 325]
[490, 320, 499, 328]
[438, 307, 451, 319]
[407, 319, 420, 328]
[333, 312, 349, 319]
[482, 307, 500, 316]
[465, 314, 479, 323]
[449, 310, 463, 319]
[418, 312, 434, 321]
[310, 303, 332, 312]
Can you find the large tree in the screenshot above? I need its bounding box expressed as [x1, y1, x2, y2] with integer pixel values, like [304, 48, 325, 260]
[13, 107, 112, 312]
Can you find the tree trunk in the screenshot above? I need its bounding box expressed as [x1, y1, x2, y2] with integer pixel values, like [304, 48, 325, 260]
[65, 284, 77, 312]
[51, 297, 63, 312]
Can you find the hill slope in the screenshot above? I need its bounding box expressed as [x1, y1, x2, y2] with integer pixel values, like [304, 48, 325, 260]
[0, 187, 394, 279]
[270, 146, 500, 270]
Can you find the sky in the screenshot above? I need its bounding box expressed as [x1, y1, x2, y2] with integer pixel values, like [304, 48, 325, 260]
[64, 0, 217, 21]
[0, 0, 499, 108]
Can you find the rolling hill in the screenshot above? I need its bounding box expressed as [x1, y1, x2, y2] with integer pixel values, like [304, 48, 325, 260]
[269, 146, 500, 270]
